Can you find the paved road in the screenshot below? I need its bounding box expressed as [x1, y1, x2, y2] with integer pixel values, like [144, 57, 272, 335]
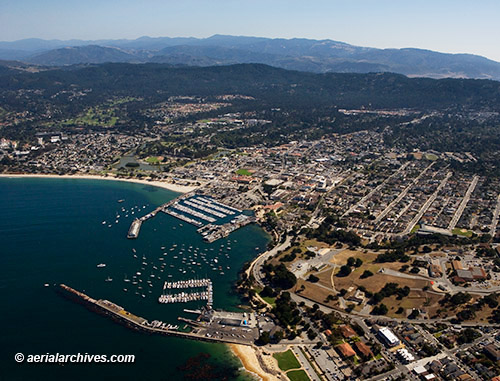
[250, 235, 293, 288]
[490, 194, 500, 236]
[291, 346, 322, 381]
[342, 162, 410, 218]
[402, 171, 452, 235]
[448, 175, 479, 231]
[374, 162, 435, 225]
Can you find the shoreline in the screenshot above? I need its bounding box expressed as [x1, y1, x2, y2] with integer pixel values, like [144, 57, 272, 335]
[229, 344, 281, 381]
[0, 173, 199, 194]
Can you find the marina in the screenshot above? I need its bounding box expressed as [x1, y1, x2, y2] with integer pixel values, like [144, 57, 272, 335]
[126, 193, 255, 242]
[159, 278, 213, 308]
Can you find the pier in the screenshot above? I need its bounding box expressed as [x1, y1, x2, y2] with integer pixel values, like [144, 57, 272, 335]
[126, 204, 163, 239]
[58, 284, 256, 345]
[163, 209, 203, 227]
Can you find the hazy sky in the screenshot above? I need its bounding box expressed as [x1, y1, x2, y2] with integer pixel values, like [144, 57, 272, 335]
[1, 0, 499, 61]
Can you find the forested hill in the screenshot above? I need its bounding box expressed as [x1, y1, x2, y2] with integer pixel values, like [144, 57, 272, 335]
[1, 63, 500, 111]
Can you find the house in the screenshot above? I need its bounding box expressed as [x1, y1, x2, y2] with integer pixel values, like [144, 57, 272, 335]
[484, 344, 500, 361]
[335, 343, 356, 359]
[354, 341, 373, 359]
[339, 325, 357, 338]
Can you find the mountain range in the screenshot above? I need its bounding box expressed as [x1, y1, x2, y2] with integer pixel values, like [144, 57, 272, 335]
[1, 35, 499, 80]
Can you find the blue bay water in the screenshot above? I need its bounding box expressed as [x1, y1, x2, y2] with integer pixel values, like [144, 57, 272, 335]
[0, 178, 269, 381]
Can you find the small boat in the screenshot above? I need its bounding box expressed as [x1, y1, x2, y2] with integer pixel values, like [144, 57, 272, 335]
[44, 283, 50, 287]
[123, 288, 128, 292]
[102, 221, 106, 225]
[105, 277, 113, 282]
[118, 199, 125, 203]
[97, 263, 106, 268]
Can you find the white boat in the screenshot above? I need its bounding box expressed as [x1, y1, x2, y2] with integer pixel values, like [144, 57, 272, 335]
[97, 263, 106, 268]
[105, 277, 113, 282]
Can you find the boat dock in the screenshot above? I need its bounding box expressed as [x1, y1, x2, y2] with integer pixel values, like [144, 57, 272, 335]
[197, 196, 242, 213]
[189, 197, 235, 215]
[160, 278, 213, 308]
[171, 203, 216, 223]
[58, 284, 255, 345]
[183, 200, 227, 218]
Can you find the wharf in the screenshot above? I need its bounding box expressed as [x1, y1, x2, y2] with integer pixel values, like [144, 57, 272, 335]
[58, 284, 253, 345]
[200, 215, 256, 243]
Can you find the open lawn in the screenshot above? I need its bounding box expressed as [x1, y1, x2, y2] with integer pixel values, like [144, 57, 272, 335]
[329, 249, 378, 266]
[273, 350, 301, 371]
[145, 156, 161, 164]
[383, 291, 442, 317]
[287, 370, 310, 381]
[452, 228, 474, 238]
[425, 153, 439, 161]
[295, 279, 338, 308]
[236, 168, 252, 176]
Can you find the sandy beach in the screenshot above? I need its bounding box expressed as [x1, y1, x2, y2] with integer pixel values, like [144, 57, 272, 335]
[0, 173, 200, 194]
[230, 344, 283, 381]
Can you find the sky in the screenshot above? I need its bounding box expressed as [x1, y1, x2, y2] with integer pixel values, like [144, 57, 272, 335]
[1, 0, 499, 61]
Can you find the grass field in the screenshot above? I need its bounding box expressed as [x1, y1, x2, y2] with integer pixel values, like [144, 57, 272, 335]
[236, 168, 252, 176]
[273, 350, 301, 371]
[287, 370, 310, 381]
[425, 153, 439, 161]
[452, 228, 474, 238]
[63, 107, 118, 127]
[145, 156, 161, 164]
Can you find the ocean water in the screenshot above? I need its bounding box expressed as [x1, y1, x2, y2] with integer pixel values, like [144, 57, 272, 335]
[0, 178, 269, 381]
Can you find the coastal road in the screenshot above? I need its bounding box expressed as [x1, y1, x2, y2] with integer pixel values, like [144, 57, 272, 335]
[249, 235, 293, 288]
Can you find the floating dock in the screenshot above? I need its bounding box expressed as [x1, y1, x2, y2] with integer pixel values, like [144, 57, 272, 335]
[159, 278, 213, 308]
[171, 203, 216, 223]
